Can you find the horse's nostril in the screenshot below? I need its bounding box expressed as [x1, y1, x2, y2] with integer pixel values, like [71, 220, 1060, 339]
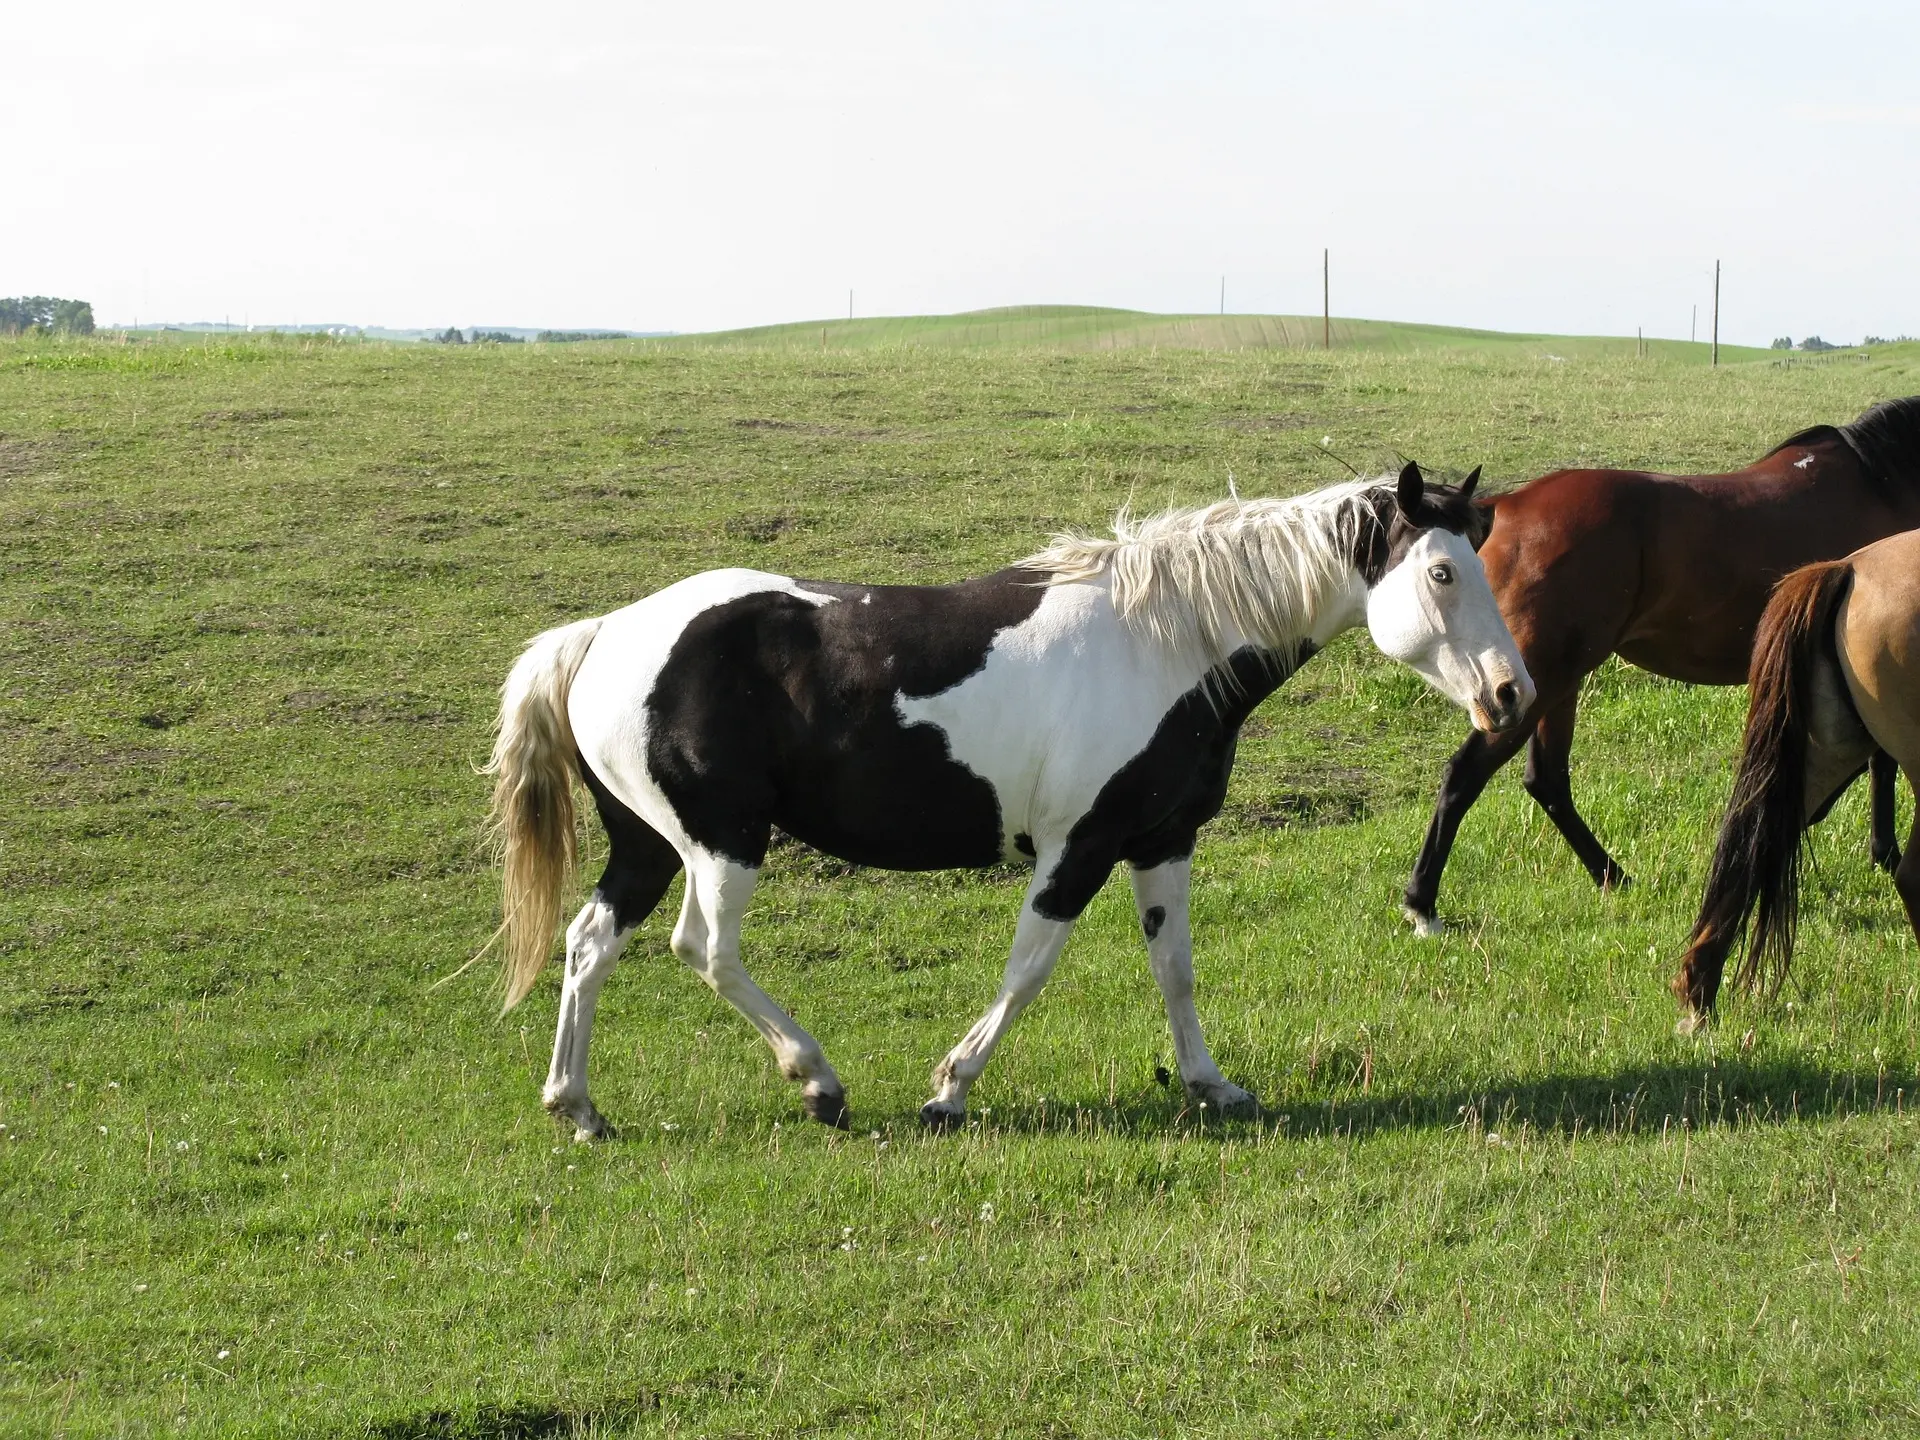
[1494, 680, 1518, 710]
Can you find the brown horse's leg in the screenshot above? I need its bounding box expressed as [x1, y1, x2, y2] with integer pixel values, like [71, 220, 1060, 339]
[1402, 720, 1534, 934]
[1522, 693, 1629, 891]
[1871, 749, 1901, 874]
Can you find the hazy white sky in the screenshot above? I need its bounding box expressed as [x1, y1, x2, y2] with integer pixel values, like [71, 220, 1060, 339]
[10, 2, 1917, 342]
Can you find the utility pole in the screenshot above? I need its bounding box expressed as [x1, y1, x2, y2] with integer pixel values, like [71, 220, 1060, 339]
[1322, 248, 1330, 349]
[1711, 260, 1720, 367]
[848, 290, 853, 321]
[1219, 275, 1225, 315]
[1691, 305, 1696, 344]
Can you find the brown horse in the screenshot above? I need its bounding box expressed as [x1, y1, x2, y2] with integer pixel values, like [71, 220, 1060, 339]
[1672, 529, 1920, 1027]
[1403, 396, 1920, 937]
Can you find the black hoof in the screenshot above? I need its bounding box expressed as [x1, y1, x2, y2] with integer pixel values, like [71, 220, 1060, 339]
[1874, 846, 1902, 876]
[804, 1088, 851, 1129]
[919, 1102, 965, 1132]
[1599, 865, 1631, 893]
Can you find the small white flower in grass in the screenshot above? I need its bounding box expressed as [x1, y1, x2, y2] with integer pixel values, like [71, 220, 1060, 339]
[175, 1141, 189, 1152]
[917, 1255, 927, 1263]
[869, 1130, 881, 1140]
[978, 1202, 996, 1223]
[99, 1126, 108, 1135]
[1321, 435, 1333, 447]
[685, 1286, 698, 1297]
[216, 1349, 230, 1361]
[455, 1231, 472, 1243]
[134, 1283, 148, 1293]
[108, 1082, 119, 1089]
[65, 1082, 75, 1090]
[660, 1122, 678, 1132]
[281, 1174, 289, 1182]
[551, 1146, 561, 1155]
[566, 1164, 576, 1173]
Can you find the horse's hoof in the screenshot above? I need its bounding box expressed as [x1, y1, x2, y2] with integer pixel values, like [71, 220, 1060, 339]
[919, 1101, 965, 1132]
[1873, 846, 1901, 876]
[1674, 1009, 1711, 1038]
[545, 1094, 612, 1142]
[1402, 905, 1443, 939]
[1190, 1082, 1260, 1120]
[1600, 867, 1632, 894]
[804, 1087, 851, 1129]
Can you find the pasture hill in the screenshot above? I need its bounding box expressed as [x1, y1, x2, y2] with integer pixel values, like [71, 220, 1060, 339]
[3, 318, 1920, 1436]
[674, 303, 1782, 362]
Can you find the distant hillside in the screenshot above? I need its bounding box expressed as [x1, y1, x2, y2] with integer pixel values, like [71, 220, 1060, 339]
[670, 305, 1779, 360]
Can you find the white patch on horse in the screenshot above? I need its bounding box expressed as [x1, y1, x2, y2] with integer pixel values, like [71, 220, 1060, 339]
[894, 581, 1199, 861]
[1795, 454, 1815, 469]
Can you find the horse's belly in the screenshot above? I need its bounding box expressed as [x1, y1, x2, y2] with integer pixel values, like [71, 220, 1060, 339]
[772, 737, 1017, 871]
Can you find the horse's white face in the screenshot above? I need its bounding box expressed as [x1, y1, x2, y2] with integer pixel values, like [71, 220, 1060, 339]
[1367, 526, 1534, 733]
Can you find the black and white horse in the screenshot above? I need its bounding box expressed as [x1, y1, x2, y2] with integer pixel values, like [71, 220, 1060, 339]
[485, 464, 1533, 1137]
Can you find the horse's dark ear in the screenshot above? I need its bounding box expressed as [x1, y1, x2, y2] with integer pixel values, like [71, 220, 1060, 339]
[1459, 466, 1481, 500]
[1395, 461, 1424, 517]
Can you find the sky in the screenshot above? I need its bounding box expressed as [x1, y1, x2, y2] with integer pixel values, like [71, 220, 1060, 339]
[9, 1, 1918, 343]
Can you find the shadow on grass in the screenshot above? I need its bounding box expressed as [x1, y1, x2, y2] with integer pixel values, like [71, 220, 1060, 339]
[894, 1055, 1920, 1144]
[356, 1381, 752, 1439]
[1265, 1054, 1920, 1141]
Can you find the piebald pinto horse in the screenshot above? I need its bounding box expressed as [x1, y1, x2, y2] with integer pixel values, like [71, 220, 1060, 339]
[1403, 396, 1920, 937]
[486, 465, 1532, 1137]
[1675, 528, 1920, 1027]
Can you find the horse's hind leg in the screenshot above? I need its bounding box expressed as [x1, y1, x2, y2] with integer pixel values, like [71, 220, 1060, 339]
[1871, 750, 1902, 873]
[674, 850, 848, 1127]
[543, 810, 682, 1141]
[1522, 692, 1629, 892]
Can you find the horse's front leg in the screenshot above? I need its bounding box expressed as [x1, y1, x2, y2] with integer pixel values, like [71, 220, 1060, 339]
[921, 871, 1078, 1130]
[1130, 858, 1257, 1117]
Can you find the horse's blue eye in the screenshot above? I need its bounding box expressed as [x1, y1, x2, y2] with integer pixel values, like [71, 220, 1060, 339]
[1429, 564, 1454, 585]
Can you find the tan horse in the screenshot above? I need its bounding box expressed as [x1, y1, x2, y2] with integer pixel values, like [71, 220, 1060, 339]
[1673, 528, 1920, 1028]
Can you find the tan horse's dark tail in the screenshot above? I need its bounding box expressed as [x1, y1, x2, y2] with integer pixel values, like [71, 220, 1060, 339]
[1677, 561, 1854, 1013]
[484, 617, 605, 1012]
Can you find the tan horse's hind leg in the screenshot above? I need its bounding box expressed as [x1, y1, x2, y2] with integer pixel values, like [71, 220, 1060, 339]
[1836, 536, 1920, 946]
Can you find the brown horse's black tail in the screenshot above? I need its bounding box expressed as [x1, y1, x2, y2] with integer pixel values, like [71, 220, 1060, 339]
[1677, 560, 1855, 1011]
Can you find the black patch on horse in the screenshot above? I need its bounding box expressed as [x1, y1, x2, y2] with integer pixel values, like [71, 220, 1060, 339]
[1032, 642, 1314, 920]
[1142, 905, 1166, 940]
[1353, 464, 1490, 583]
[643, 570, 1045, 870]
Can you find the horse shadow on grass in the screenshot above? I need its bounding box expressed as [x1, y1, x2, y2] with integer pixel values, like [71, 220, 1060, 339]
[943, 1053, 1920, 1144]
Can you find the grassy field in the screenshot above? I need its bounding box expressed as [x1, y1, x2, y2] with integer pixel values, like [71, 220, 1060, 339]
[5, 328, 1920, 1437]
[666, 305, 1783, 362]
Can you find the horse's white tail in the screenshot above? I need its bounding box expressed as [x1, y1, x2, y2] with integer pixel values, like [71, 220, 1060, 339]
[484, 616, 605, 1012]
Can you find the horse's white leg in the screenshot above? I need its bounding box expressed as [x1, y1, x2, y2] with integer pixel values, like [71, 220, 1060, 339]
[921, 880, 1076, 1129]
[674, 851, 848, 1127]
[1130, 859, 1257, 1117]
[542, 898, 634, 1141]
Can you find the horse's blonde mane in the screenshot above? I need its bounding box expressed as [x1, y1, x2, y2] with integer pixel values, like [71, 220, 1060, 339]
[1020, 478, 1384, 667]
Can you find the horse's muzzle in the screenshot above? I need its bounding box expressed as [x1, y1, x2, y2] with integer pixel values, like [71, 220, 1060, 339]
[1474, 676, 1532, 734]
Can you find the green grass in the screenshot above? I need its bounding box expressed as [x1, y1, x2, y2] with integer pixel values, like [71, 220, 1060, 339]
[669, 304, 1786, 362]
[6, 329, 1920, 1437]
